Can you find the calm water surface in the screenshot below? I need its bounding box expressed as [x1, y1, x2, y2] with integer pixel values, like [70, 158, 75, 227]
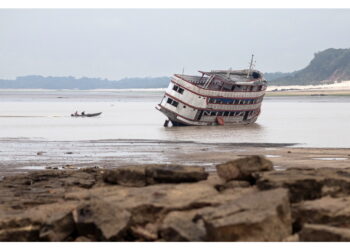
[0, 90, 349, 148]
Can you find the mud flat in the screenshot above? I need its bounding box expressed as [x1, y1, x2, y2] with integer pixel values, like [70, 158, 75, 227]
[1, 155, 350, 241]
[1, 138, 350, 177]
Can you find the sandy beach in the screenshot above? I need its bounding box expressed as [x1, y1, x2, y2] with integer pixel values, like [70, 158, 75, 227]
[267, 80, 350, 96]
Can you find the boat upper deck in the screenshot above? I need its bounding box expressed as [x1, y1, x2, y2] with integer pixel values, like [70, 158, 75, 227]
[173, 69, 267, 92]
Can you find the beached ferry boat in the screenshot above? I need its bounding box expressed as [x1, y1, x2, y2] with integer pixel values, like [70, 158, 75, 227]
[156, 56, 267, 126]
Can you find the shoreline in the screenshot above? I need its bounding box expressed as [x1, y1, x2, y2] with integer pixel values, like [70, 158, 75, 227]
[1, 86, 350, 96]
[1, 138, 349, 177]
[266, 89, 350, 96]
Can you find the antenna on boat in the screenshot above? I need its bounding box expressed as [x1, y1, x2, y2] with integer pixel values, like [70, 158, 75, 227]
[226, 67, 232, 78]
[182, 67, 185, 75]
[247, 54, 254, 78]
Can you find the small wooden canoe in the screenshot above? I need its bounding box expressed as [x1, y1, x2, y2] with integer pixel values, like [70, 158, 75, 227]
[71, 112, 102, 117]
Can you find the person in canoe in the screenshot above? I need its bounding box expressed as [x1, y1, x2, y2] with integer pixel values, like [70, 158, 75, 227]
[81, 111, 85, 116]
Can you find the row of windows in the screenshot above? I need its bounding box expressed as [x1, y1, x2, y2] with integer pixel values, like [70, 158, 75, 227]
[165, 96, 256, 117]
[174, 77, 266, 93]
[203, 110, 255, 117]
[208, 97, 263, 105]
[173, 85, 184, 94]
[207, 81, 265, 92]
[166, 97, 178, 107]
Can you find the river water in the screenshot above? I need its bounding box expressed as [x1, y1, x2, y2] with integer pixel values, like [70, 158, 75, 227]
[0, 89, 349, 148]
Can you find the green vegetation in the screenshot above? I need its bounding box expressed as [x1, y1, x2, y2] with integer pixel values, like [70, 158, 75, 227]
[269, 48, 350, 85]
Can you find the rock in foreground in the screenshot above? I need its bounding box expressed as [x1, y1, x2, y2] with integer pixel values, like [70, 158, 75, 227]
[201, 188, 292, 241]
[1, 158, 350, 242]
[216, 155, 273, 182]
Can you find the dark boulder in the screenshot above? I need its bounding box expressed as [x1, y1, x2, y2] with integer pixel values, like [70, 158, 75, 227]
[299, 224, 350, 241]
[257, 168, 350, 203]
[216, 155, 273, 182]
[200, 188, 292, 241]
[159, 210, 206, 241]
[103, 166, 146, 187]
[293, 196, 350, 229]
[72, 199, 130, 241]
[145, 165, 208, 184]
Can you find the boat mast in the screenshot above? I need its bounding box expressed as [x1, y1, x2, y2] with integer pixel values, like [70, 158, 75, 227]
[247, 54, 254, 78]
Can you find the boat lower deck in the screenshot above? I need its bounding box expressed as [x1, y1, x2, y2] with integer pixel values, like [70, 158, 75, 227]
[156, 104, 258, 126]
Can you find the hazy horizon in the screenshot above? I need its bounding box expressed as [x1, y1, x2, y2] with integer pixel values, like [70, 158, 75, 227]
[1, 9, 350, 80]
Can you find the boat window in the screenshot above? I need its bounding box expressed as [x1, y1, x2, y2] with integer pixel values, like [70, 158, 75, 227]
[166, 97, 179, 108]
[209, 97, 237, 105]
[173, 85, 185, 94]
[217, 111, 223, 116]
[210, 112, 216, 116]
[224, 111, 229, 116]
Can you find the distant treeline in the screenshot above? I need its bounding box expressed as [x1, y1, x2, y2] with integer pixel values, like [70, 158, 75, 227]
[1, 48, 350, 89]
[0, 75, 170, 90]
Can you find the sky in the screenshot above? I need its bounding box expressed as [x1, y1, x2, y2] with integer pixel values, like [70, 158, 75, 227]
[1, 9, 350, 80]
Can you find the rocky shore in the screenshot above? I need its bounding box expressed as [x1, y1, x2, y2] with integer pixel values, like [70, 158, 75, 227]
[1, 155, 350, 241]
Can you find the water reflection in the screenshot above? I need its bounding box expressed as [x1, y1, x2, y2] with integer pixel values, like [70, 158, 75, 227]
[163, 123, 265, 143]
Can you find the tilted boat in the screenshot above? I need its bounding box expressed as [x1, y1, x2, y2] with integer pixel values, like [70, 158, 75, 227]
[71, 112, 102, 117]
[156, 56, 267, 126]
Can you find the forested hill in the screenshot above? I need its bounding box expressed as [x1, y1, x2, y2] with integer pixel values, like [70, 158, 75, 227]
[267, 48, 350, 85]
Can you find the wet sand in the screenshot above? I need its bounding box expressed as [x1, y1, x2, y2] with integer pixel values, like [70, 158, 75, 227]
[0, 138, 349, 177]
